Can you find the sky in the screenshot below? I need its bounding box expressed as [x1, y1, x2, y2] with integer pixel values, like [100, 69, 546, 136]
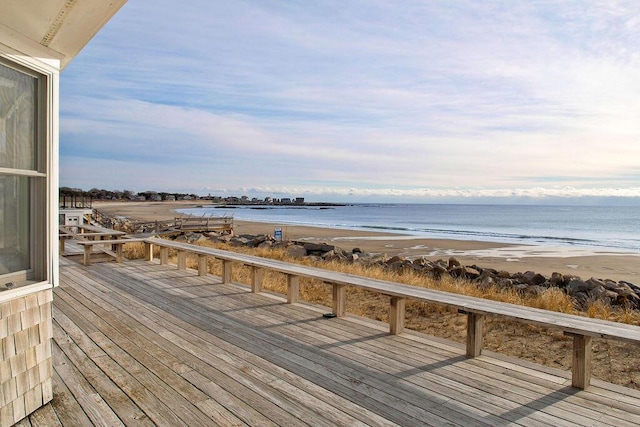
[59, 1, 640, 204]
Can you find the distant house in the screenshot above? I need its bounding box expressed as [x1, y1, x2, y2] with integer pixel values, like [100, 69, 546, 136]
[281, 198, 292, 204]
[295, 197, 305, 205]
[166, 195, 176, 201]
[0, 2, 127, 423]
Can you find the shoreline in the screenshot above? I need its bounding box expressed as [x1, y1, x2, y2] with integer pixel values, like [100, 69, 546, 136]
[93, 201, 640, 283]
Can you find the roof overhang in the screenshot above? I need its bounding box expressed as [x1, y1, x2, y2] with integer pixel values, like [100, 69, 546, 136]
[0, 0, 127, 70]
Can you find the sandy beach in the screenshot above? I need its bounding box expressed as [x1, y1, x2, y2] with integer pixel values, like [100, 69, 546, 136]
[94, 201, 640, 284]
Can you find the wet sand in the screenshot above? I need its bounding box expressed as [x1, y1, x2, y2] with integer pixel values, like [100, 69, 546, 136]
[94, 201, 640, 283]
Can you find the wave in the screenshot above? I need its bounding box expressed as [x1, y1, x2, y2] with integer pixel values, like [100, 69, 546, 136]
[180, 205, 640, 252]
[358, 225, 637, 251]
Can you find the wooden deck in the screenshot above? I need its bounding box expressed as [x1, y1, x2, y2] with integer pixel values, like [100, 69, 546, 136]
[23, 255, 640, 426]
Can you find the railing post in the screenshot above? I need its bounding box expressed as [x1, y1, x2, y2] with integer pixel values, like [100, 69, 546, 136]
[287, 274, 300, 303]
[177, 251, 187, 270]
[197, 254, 208, 276]
[144, 242, 154, 261]
[115, 244, 124, 263]
[222, 260, 232, 284]
[465, 312, 484, 357]
[83, 243, 93, 266]
[567, 333, 592, 389]
[332, 284, 346, 317]
[389, 296, 406, 334]
[251, 267, 264, 293]
[160, 247, 169, 265]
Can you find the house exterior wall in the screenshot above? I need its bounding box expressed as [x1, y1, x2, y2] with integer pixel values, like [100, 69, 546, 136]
[0, 290, 53, 426]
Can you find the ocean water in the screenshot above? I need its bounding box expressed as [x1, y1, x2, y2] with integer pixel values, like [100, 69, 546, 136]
[178, 204, 640, 252]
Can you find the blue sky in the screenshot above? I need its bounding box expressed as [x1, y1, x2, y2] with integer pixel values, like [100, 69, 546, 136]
[60, 1, 640, 203]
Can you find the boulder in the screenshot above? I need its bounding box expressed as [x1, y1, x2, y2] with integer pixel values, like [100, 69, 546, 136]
[303, 242, 335, 254]
[448, 257, 461, 268]
[286, 245, 307, 258]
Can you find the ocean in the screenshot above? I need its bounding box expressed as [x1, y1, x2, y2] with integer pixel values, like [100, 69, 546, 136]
[177, 204, 640, 252]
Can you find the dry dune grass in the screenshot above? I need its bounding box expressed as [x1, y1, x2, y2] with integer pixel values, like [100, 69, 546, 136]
[123, 240, 640, 388]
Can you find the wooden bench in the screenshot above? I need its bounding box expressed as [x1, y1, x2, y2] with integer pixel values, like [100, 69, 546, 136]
[76, 238, 145, 266]
[141, 237, 640, 389]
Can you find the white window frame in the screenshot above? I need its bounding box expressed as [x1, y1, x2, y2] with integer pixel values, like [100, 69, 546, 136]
[0, 50, 59, 299]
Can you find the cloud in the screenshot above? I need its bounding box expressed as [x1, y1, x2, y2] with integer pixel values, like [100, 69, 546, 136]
[59, 1, 640, 202]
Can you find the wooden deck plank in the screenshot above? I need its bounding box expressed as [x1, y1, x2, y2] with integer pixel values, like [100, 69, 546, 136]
[85, 262, 636, 426]
[81, 264, 451, 426]
[69, 267, 399, 427]
[63, 262, 398, 427]
[52, 314, 153, 426]
[232, 292, 640, 424]
[58, 264, 325, 427]
[53, 290, 218, 427]
[243, 296, 633, 427]
[164, 281, 569, 426]
[56, 288, 317, 427]
[46, 257, 640, 427]
[51, 343, 125, 427]
[201, 289, 572, 427]
[28, 403, 63, 427]
[93, 266, 515, 426]
[50, 369, 93, 427]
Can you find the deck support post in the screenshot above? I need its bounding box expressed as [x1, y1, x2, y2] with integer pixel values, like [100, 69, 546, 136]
[60, 237, 66, 256]
[332, 284, 346, 317]
[465, 312, 484, 357]
[567, 333, 592, 389]
[197, 255, 208, 276]
[160, 247, 169, 265]
[251, 267, 264, 293]
[144, 242, 154, 261]
[177, 251, 187, 270]
[389, 297, 406, 335]
[222, 260, 232, 284]
[287, 275, 300, 304]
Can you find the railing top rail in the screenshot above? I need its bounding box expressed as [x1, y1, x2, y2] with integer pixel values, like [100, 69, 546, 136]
[143, 237, 640, 344]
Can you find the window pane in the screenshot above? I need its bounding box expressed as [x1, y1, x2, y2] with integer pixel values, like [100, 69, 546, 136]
[0, 62, 37, 170]
[0, 175, 30, 275]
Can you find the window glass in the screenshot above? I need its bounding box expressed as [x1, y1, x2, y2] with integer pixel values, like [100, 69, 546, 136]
[0, 175, 30, 275]
[0, 63, 36, 170]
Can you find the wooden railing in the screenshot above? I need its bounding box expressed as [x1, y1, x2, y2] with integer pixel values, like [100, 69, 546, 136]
[129, 216, 234, 234]
[71, 235, 640, 390]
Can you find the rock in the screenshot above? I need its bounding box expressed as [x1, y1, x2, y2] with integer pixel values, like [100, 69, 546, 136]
[448, 257, 461, 268]
[229, 237, 250, 246]
[566, 278, 595, 296]
[549, 272, 564, 288]
[387, 255, 404, 264]
[303, 242, 335, 254]
[497, 270, 511, 279]
[257, 241, 273, 249]
[352, 247, 363, 254]
[286, 245, 307, 258]
[464, 267, 481, 280]
[252, 234, 269, 246]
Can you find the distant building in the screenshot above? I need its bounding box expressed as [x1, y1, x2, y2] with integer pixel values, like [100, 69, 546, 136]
[281, 198, 292, 204]
[295, 197, 305, 205]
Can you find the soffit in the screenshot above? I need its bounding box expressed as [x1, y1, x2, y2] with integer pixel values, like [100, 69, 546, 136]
[0, 0, 127, 69]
